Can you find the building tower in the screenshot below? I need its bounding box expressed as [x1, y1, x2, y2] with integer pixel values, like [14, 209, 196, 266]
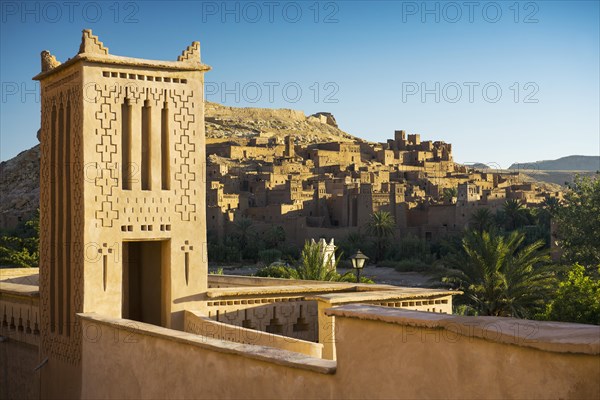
[33, 29, 210, 397]
[285, 135, 295, 158]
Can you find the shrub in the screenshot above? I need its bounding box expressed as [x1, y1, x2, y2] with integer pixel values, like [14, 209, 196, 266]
[255, 263, 293, 279]
[258, 249, 283, 265]
[544, 264, 600, 325]
[337, 273, 374, 284]
[207, 243, 241, 263]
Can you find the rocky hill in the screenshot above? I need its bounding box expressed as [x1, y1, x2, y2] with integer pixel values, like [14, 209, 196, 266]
[205, 102, 357, 144]
[0, 145, 40, 231]
[509, 155, 600, 171]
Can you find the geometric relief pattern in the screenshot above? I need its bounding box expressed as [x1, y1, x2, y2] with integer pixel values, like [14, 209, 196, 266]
[93, 83, 121, 227]
[171, 89, 197, 221]
[40, 80, 84, 365]
[39, 94, 52, 358]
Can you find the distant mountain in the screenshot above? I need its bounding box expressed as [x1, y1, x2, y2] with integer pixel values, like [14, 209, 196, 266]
[509, 156, 600, 171]
[467, 163, 491, 170]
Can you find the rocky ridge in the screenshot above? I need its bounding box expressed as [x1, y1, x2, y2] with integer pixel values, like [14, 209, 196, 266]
[205, 102, 356, 144]
[0, 145, 40, 230]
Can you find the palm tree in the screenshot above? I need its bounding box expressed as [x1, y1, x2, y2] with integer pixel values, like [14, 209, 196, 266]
[541, 196, 561, 216]
[440, 230, 556, 318]
[233, 217, 254, 248]
[502, 199, 529, 231]
[263, 225, 286, 249]
[366, 211, 395, 262]
[469, 208, 495, 233]
[289, 240, 343, 281]
[257, 241, 371, 282]
[442, 187, 458, 203]
[532, 196, 561, 240]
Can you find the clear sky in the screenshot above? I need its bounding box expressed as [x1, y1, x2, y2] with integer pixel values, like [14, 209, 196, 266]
[1, 1, 599, 167]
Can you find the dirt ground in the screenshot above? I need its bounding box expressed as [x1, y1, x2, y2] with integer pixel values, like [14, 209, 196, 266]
[210, 264, 434, 288]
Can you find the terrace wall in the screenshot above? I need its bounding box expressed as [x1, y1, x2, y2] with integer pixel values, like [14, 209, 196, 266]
[79, 305, 599, 399]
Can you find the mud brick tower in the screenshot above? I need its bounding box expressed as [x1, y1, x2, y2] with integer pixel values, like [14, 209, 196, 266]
[33, 29, 210, 397]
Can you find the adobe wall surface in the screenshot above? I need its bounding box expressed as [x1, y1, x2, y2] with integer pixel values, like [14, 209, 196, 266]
[330, 305, 600, 399]
[80, 315, 336, 399]
[184, 310, 323, 358]
[79, 306, 599, 399]
[0, 341, 40, 400]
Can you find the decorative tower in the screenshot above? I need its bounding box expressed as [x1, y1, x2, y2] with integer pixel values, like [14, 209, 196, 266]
[33, 29, 210, 397]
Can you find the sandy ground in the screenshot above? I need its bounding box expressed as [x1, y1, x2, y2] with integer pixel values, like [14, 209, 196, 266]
[210, 264, 434, 288]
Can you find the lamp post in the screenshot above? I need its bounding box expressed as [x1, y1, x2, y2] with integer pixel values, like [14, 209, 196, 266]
[350, 250, 369, 283]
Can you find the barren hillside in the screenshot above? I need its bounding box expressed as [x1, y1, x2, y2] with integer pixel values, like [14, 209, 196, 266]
[0, 145, 40, 230]
[205, 102, 357, 144]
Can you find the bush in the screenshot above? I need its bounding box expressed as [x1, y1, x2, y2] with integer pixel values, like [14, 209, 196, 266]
[337, 273, 374, 284]
[258, 249, 283, 265]
[544, 264, 600, 325]
[255, 263, 293, 279]
[280, 244, 301, 262]
[0, 211, 39, 268]
[207, 243, 241, 263]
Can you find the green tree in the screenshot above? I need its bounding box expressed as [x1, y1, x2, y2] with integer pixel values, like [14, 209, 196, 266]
[263, 225, 286, 249]
[541, 196, 561, 215]
[339, 231, 369, 258]
[0, 236, 39, 267]
[441, 187, 458, 203]
[233, 217, 255, 248]
[366, 211, 395, 262]
[440, 230, 556, 318]
[0, 210, 39, 268]
[544, 264, 600, 325]
[258, 248, 283, 265]
[554, 174, 600, 268]
[469, 208, 495, 233]
[501, 199, 530, 231]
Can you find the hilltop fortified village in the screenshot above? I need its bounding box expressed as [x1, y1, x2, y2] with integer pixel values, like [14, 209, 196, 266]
[204, 105, 561, 245]
[0, 31, 597, 400]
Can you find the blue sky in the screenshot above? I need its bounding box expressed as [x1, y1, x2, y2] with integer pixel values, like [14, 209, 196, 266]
[1, 1, 599, 167]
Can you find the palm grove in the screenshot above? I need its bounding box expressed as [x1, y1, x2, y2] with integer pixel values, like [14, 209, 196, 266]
[2, 176, 598, 325]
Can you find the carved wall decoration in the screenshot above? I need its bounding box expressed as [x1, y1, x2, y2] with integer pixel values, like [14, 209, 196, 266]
[39, 78, 85, 365]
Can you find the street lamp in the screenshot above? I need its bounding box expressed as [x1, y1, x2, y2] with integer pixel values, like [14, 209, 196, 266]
[350, 250, 369, 283]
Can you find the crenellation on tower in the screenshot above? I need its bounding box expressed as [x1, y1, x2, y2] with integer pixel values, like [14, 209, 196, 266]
[78, 28, 109, 55]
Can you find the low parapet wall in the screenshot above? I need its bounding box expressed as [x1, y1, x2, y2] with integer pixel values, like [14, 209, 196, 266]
[79, 313, 336, 399]
[328, 305, 600, 399]
[78, 306, 600, 399]
[0, 269, 40, 347]
[184, 310, 323, 358]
